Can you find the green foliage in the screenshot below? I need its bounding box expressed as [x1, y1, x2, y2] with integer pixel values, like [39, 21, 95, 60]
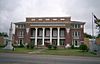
[47, 45, 57, 50]
[96, 34, 100, 38]
[0, 32, 8, 37]
[79, 44, 88, 52]
[26, 43, 34, 49]
[84, 33, 93, 38]
[19, 42, 24, 48]
[71, 45, 74, 49]
[53, 45, 57, 50]
[48, 45, 52, 50]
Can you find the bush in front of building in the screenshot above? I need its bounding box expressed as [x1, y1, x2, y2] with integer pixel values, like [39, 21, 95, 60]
[48, 45, 52, 50]
[71, 45, 74, 49]
[47, 44, 57, 50]
[52, 45, 57, 50]
[19, 43, 24, 48]
[79, 44, 88, 52]
[26, 43, 34, 49]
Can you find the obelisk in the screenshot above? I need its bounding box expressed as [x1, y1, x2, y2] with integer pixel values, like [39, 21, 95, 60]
[3, 22, 14, 50]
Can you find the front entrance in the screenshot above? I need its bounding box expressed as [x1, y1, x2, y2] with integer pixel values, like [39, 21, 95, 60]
[52, 39, 57, 45]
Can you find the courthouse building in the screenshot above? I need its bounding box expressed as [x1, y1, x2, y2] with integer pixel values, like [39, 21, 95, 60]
[14, 17, 85, 47]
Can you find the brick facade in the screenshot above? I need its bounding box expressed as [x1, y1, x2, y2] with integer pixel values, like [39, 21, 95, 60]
[14, 17, 85, 47]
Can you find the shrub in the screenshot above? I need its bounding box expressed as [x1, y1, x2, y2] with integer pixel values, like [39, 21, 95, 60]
[71, 45, 74, 49]
[79, 44, 88, 52]
[19, 43, 24, 48]
[26, 43, 34, 49]
[53, 45, 57, 50]
[30, 44, 35, 49]
[26, 44, 30, 49]
[48, 45, 52, 50]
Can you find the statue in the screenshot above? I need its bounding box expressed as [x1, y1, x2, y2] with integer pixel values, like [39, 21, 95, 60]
[3, 22, 14, 50]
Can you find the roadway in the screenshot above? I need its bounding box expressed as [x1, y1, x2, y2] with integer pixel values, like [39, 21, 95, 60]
[0, 53, 100, 64]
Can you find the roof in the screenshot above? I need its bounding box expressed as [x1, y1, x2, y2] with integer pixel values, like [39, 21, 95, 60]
[14, 22, 26, 24]
[26, 16, 71, 19]
[71, 21, 85, 24]
[14, 20, 85, 25]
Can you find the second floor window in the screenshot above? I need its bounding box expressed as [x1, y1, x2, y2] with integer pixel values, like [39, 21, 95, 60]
[72, 24, 80, 29]
[53, 29, 57, 37]
[45, 29, 50, 37]
[18, 31, 24, 37]
[60, 30, 65, 37]
[72, 32, 80, 37]
[38, 29, 42, 37]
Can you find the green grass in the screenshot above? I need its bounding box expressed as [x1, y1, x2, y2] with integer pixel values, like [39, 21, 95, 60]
[0, 47, 98, 57]
[40, 48, 97, 56]
[0, 47, 34, 53]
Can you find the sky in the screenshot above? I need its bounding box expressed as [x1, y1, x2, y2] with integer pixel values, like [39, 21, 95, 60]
[0, 0, 100, 36]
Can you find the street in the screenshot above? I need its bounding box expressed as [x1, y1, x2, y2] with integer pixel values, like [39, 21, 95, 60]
[0, 53, 100, 64]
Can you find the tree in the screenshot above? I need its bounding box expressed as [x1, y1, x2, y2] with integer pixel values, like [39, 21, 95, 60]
[79, 44, 88, 52]
[84, 33, 93, 38]
[0, 32, 8, 37]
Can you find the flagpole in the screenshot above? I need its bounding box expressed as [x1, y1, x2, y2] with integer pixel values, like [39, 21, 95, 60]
[92, 13, 94, 39]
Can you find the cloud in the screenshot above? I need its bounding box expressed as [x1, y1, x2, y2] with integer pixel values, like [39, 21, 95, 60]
[0, 0, 100, 35]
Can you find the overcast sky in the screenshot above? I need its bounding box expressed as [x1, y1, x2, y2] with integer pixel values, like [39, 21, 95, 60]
[0, 0, 100, 35]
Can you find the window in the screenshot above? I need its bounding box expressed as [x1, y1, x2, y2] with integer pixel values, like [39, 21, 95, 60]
[45, 29, 50, 37]
[18, 24, 24, 28]
[31, 29, 35, 37]
[38, 29, 42, 37]
[60, 18, 65, 20]
[75, 40, 78, 46]
[15, 25, 18, 28]
[73, 40, 80, 47]
[37, 39, 42, 45]
[60, 29, 65, 37]
[73, 32, 80, 37]
[53, 19, 57, 20]
[19, 31, 24, 37]
[38, 19, 42, 21]
[53, 29, 57, 37]
[60, 39, 65, 45]
[77, 24, 80, 28]
[72, 24, 80, 29]
[31, 19, 35, 21]
[18, 39, 23, 45]
[45, 19, 50, 20]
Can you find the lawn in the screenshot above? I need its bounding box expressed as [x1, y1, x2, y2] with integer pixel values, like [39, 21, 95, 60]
[0, 47, 34, 53]
[0, 47, 98, 57]
[41, 48, 96, 56]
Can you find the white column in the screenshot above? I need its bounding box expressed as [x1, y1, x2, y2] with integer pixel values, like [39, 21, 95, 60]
[57, 27, 60, 46]
[35, 28, 38, 45]
[50, 27, 52, 45]
[42, 28, 45, 45]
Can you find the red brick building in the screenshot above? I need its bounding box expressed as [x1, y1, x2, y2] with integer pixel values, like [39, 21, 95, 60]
[14, 17, 85, 47]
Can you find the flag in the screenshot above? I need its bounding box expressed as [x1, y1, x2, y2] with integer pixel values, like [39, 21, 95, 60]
[93, 14, 100, 24]
[93, 14, 98, 20]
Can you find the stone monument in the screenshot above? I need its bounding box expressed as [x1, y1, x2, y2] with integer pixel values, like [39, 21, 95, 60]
[3, 22, 14, 50]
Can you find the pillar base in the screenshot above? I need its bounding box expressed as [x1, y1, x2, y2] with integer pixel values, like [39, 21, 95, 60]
[3, 41, 14, 50]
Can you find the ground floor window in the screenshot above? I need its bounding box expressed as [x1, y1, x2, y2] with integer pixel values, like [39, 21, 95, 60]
[60, 39, 65, 45]
[31, 39, 35, 45]
[52, 39, 57, 45]
[72, 40, 80, 47]
[18, 39, 24, 46]
[37, 39, 42, 45]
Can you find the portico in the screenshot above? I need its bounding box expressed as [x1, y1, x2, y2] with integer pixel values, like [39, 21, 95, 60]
[30, 27, 65, 46]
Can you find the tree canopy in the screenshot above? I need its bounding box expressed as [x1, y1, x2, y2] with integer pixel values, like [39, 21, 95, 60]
[0, 32, 8, 37]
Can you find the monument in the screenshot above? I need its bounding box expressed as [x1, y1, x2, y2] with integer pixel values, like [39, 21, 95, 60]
[3, 22, 14, 50]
